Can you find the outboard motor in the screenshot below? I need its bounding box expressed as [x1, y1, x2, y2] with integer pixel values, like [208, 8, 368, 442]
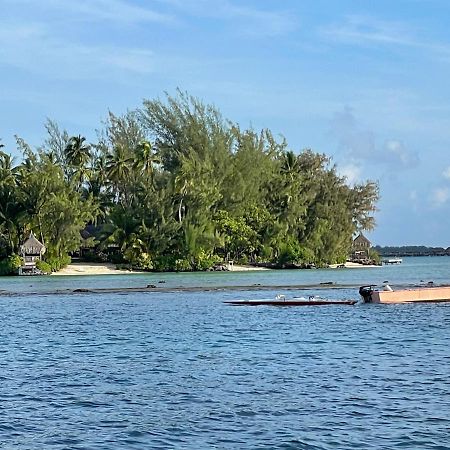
[359, 285, 375, 303]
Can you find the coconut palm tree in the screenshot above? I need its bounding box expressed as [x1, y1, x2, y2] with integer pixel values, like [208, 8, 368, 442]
[105, 145, 133, 205]
[133, 140, 160, 188]
[64, 135, 91, 190]
[64, 135, 91, 167]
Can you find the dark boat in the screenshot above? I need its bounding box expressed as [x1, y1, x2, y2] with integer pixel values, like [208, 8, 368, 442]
[224, 297, 357, 306]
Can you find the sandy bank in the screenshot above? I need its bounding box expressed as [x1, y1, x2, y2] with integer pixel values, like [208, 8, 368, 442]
[51, 263, 143, 276]
[52, 261, 375, 276]
[52, 262, 268, 276]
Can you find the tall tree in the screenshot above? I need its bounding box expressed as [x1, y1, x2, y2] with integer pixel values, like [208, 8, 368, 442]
[64, 135, 91, 190]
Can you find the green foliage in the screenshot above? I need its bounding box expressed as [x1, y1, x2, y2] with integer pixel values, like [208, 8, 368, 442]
[277, 241, 314, 267]
[0, 92, 379, 272]
[153, 255, 180, 272]
[129, 252, 153, 270]
[35, 259, 52, 274]
[368, 248, 381, 264]
[174, 258, 193, 272]
[192, 250, 220, 271]
[214, 210, 258, 261]
[44, 255, 71, 272]
[373, 245, 448, 257]
[0, 254, 23, 275]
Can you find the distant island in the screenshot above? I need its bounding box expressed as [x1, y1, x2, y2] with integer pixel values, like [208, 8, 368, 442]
[0, 91, 379, 275]
[373, 246, 450, 257]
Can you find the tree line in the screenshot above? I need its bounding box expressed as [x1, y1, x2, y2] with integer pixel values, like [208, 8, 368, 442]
[374, 246, 450, 257]
[0, 91, 379, 273]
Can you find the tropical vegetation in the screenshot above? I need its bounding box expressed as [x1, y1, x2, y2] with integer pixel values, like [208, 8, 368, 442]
[0, 91, 379, 273]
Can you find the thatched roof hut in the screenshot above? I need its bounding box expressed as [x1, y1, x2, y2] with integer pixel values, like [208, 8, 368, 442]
[351, 233, 371, 260]
[20, 232, 46, 256]
[353, 233, 371, 248]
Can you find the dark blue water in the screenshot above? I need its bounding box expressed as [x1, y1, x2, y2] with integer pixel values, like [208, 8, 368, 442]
[1, 259, 450, 449]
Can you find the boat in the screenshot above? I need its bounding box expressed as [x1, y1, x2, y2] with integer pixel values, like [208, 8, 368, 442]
[359, 285, 450, 304]
[382, 258, 402, 265]
[224, 295, 357, 307]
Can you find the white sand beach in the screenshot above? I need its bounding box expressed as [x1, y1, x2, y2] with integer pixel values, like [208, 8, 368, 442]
[52, 262, 268, 276]
[52, 261, 375, 276]
[51, 263, 143, 276]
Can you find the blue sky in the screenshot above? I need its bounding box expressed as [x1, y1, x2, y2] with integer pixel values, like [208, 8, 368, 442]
[2, 0, 450, 246]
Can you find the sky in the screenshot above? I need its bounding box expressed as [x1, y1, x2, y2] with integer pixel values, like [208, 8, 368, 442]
[1, 0, 450, 246]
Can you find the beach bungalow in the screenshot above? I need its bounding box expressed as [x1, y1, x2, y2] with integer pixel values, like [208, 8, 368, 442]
[19, 232, 46, 275]
[352, 233, 371, 261]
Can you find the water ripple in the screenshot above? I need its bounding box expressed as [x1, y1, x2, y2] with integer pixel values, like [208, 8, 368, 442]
[0, 289, 449, 449]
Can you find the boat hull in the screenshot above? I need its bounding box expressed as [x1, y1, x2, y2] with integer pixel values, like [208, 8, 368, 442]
[224, 300, 357, 306]
[370, 286, 450, 304]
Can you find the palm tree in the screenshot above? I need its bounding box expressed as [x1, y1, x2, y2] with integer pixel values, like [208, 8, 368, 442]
[64, 135, 91, 189]
[133, 140, 160, 187]
[280, 151, 299, 181]
[64, 135, 91, 167]
[0, 151, 23, 253]
[106, 145, 133, 205]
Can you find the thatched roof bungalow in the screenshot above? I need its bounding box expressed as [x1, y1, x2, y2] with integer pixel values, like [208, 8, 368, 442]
[352, 233, 371, 260]
[19, 232, 46, 275]
[20, 232, 46, 256]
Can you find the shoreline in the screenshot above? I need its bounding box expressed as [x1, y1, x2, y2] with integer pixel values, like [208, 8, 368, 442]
[51, 263, 143, 276]
[3, 281, 446, 299]
[51, 261, 377, 276]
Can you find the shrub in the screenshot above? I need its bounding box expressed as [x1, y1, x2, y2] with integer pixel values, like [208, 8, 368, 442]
[109, 252, 126, 264]
[36, 260, 52, 274]
[82, 251, 108, 263]
[277, 242, 314, 267]
[237, 255, 249, 265]
[45, 255, 71, 272]
[368, 248, 381, 264]
[130, 252, 153, 271]
[175, 258, 192, 272]
[192, 250, 220, 271]
[0, 254, 23, 276]
[153, 255, 178, 272]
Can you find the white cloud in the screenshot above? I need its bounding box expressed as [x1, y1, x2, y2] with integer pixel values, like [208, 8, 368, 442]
[321, 14, 450, 61]
[159, 0, 298, 37]
[383, 139, 419, 167]
[321, 15, 415, 47]
[443, 166, 450, 179]
[339, 163, 361, 185]
[2, 0, 175, 25]
[431, 187, 450, 207]
[0, 22, 155, 78]
[330, 107, 419, 169]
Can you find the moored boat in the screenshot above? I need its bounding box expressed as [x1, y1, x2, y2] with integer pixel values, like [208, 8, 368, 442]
[224, 296, 357, 306]
[382, 258, 402, 265]
[359, 285, 450, 304]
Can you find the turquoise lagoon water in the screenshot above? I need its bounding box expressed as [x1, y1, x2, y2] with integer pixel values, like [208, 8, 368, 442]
[1, 256, 450, 295]
[1, 257, 449, 449]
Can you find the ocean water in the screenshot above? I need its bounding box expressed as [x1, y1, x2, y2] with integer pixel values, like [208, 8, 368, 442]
[1, 257, 450, 449]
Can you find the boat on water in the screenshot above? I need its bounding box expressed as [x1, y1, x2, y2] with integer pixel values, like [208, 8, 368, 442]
[382, 258, 402, 265]
[224, 295, 357, 307]
[359, 285, 450, 304]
